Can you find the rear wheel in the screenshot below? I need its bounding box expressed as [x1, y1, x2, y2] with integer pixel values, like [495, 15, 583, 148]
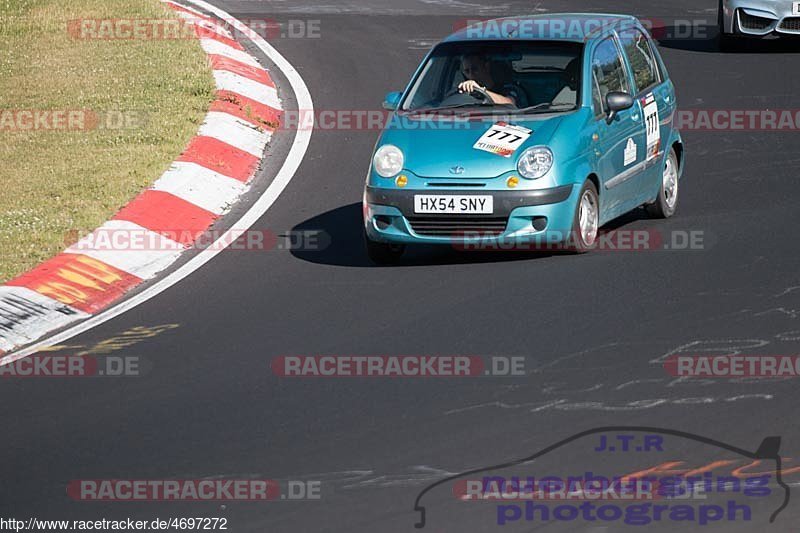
[568, 180, 600, 253]
[646, 148, 680, 219]
[364, 231, 405, 265]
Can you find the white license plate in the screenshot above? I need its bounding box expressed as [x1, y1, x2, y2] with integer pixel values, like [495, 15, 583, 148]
[414, 195, 493, 214]
[794, 2, 800, 15]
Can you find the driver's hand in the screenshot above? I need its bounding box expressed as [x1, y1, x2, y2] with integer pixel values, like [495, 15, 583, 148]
[458, 80, 483, 94]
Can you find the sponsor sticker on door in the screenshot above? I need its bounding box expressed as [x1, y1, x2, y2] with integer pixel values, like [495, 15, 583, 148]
[624, 137, 637, 166]
[642, 93, 660, 161]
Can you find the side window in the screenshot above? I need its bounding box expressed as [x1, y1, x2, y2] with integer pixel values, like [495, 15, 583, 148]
[591, 37, 629, 116]
[619, 29, 659, 94]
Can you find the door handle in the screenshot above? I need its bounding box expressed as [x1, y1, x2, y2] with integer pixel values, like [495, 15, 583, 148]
[665, 94, 673, 104]
[630, 111, 641, 121]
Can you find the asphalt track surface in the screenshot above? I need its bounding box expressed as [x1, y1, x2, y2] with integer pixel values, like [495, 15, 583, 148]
[2, 0, 800, 531]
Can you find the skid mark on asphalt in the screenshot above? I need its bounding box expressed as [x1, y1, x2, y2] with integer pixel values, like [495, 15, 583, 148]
[203, 466, 459, 490]
[441, 325, 800, 416]
[417, 0, 512, 13]
[218, 460, 800, 493]
[443, 394, 773, 415]
[437, 283, 800, 417]
[776, 286, 800, 298]
[754, 308, 800, 319]
[407, 38, 437, 50]
[30, 323, 179, 356]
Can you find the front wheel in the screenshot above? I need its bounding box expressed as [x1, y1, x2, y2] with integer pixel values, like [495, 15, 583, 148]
[568, 180, 600, 253]
[364, 232, 405, 265]
[718, 29, 739, 52]
[646, 148, 680, 219]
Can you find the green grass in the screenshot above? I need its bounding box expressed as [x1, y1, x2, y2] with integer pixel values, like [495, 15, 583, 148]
[0, 0, 214, 282]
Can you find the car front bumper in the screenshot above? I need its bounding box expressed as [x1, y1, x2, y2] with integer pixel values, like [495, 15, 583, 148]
[722, 0, 800, 35]
[363, 184, 579, 247]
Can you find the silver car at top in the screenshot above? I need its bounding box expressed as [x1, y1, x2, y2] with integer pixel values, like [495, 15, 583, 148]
[719, 0, 800, 43]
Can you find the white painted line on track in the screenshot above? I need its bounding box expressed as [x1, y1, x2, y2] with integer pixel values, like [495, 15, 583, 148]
[152, 162, 246, 215]
[213, 70, 281, 108]
[200, 38, 261, 67]
[197, 111, 271, 157]
[0, 0, 314, 365]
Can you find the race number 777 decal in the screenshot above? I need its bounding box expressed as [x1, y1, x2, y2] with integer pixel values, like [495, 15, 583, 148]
[643, 93, 660, 161]
[473, 122, 532, 157]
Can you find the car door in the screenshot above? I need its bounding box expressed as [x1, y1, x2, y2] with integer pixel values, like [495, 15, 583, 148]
[617, 27, 672, 204]
[589, 35, 647, 222]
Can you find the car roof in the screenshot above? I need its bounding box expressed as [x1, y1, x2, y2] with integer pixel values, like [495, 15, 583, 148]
[443, 13, 639, 44]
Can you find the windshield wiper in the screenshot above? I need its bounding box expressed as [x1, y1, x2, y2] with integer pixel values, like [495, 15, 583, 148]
[461, 103, 575, 118]
[406, 100, 496, 115]
[510, 102, 576, 115]
[406, 102, 573, 117]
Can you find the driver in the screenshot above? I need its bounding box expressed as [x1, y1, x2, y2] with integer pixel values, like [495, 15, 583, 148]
[457, 54, 518, 106]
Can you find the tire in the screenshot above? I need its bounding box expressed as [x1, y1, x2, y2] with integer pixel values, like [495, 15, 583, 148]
[364, 232, 405, 264]
[646, 148, 680, 219]
[568, 180, 600, 253]
[718, 30, 738, 52]
[718, 31, 736, 52]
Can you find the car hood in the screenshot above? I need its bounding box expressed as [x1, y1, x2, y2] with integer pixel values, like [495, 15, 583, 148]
[382, 114, 564, 179]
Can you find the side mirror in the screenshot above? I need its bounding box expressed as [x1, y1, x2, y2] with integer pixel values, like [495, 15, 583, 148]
[382, 91, 402, 111]
[605, 91, 634, 124]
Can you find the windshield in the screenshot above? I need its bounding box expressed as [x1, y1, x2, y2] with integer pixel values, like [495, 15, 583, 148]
[401, 40, 583, 114]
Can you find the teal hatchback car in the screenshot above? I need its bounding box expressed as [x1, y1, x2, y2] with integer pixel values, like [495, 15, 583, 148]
[363, 14, 684, 263]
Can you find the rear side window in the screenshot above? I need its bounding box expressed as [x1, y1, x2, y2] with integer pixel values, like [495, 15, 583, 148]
[591, 37, 629, 116]
[618, 29, 659, 94]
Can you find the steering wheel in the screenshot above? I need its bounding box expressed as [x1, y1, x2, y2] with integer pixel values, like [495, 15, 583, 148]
[439, 86, 493, 106]
[468, 85, 493, 104]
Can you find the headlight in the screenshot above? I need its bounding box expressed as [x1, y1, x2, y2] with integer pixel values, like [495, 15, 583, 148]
[517, 146, 553, 180]
[373, 144, 404, 178]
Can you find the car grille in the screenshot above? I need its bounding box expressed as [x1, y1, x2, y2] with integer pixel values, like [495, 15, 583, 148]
[406, 216, 508, 237]
[738, 11, 773, 30]
[780, 17, 800, 31]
